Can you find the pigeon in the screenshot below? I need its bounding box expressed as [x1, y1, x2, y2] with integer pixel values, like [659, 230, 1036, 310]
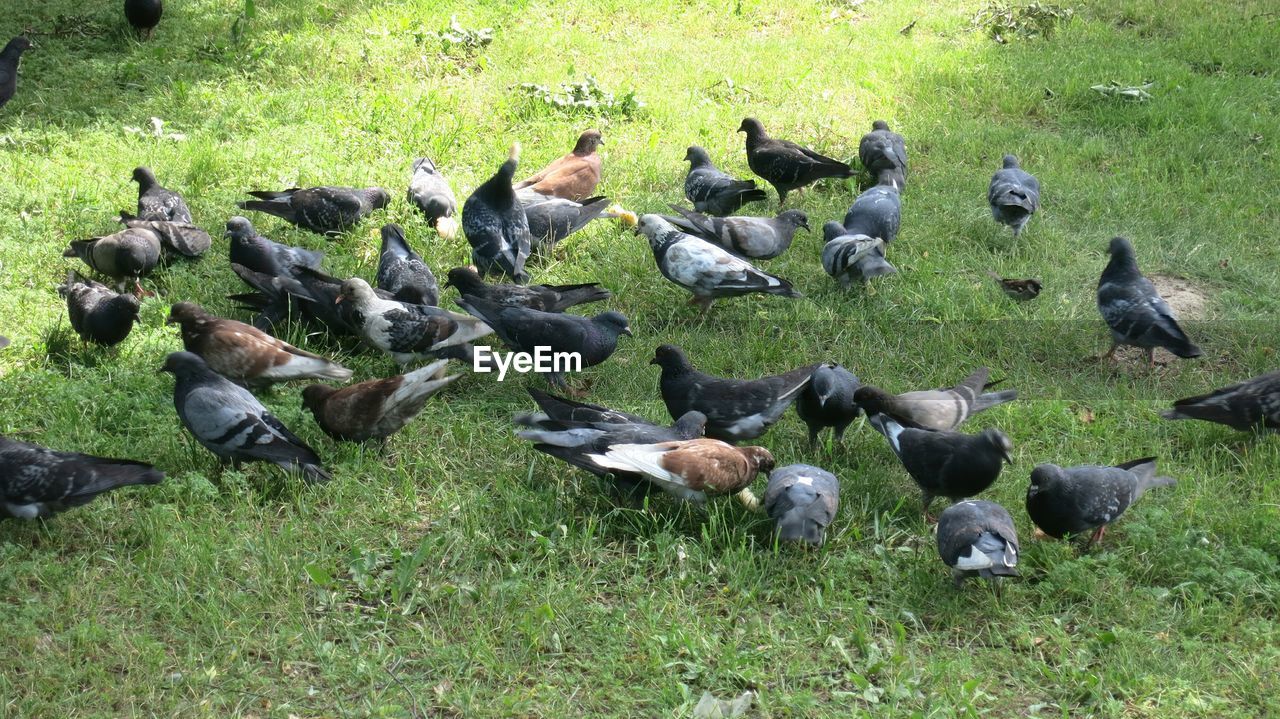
[868, 413, 1012, 515]
[660, 205, 809, 260]
[988, 155, 1040, 237]
[820, 222, 887, 289]
[854, 367, 1017, 432]
[936, 500, 1019, 587]
[683, 145, 769, 216]
[518, 190, 613, 250]
[0, 36, 32, 111]
[161, 351, 331, 482]
[226, 216, 324, 278]
[1161, 371, 1280, 431]
[843, 178, 902, 244]
[167, 302, 353, 386]
[858, 120, 908, 187]
[652, 344, 818, 442]
[226, 262, 306, 332]
[63, 227, 162, 295]
[513, 129, 603, 201]
[0, 336, 9, 350]
[1, 435, 164, 519]
[444, 266, 611, 313]
[738, 117, 853, 205]
[407, 157, 459, 240]
[794, 363, 861, 445]
[462, 144, 532, 283]
[266, 265, 398, 337]
[132, 167, 191, 223]
[1026, 458, 1176, 546]
[455, 295, 631, 392]
[1097, 237, 1202, 364]
[117, 212, 210, 258]
[238, 185, 391, 236]
[377, 223, 439, 306]
[58, 271, 140, 346]
[335, 277, 492, 365]
[764, 464, 839, 547]
[986, 272, 1042, 301]
[585, 438, 774, 510]
[636, 214, 800, 313]
[124, 0, 163, 39]
[301, 359, 461, 443]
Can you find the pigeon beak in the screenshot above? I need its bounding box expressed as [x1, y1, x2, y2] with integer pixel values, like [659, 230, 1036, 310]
[1001, 450, 1014, 465]
[801, 221, 811, 232]
[334, 295, 345, 305]
[648, 356, 658, 365]
[622, 327, 633, 337]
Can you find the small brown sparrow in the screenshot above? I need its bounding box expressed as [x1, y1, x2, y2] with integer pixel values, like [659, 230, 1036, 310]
[987, 271, 1042, 301]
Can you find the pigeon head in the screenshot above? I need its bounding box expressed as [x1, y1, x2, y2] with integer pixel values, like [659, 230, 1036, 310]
[737, 117, 766, 140]
[3, 36, 32, 57]
[411, 157, 437, 175]
[982, 429, 1014, 464]
[777, 210, 810, 232]
[650, 344, 692, 372]
[365, 188, 392, 209]
[852, 385, 892, 414]
[573, 130, 603, 155]
[810, 363, 850, 406]
[167, 301, 211, 327]
[1107, 236, 1135, 258]
[684, 146, 712, 167]
[111, 292, 143, 318]
[335, 277, 378, 305]
[444, 266, 483, 292]
[594, 311, 632, 337]
[673, 410, 708, 439]
[1001, 154, 1020, 169]
[635, 214, 677, 248]
[821, 221, 847, 243]
[872, 119, 890, 131]
[1026, 463, 1065, 498]
[159, 350, 210, 376]
[301, 384, 339, 412]
[132, 166, 158, 189]
[224, 216, 255, 240]
[742, 445, 777, 475]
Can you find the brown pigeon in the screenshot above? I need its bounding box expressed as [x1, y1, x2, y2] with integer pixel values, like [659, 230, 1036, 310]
[586, 437, 774, 510]
[301, 359, 461, 442]
[513, 129, 603, 201]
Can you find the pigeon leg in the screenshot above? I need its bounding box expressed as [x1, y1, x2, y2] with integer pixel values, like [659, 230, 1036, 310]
[1083, 524, 1107, 549]
[776, 188, 789, 207]
[1146, 348, 1157, 367]
[806, 426, 820, 447]
[952, 569, 966, 589]
[690, 296, 715, 314]
[921, 492, 937, 522]
[1099, 342, 1119, 362]
[133, 280, 155, 299]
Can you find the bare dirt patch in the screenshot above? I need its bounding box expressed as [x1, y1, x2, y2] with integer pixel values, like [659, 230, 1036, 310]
[1151, 274, 1211, 319]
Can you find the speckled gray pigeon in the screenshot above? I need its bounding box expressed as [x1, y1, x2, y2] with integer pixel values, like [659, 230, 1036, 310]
[463, 144, 532, 283]
[1097, 236, 1201, 364]
[858, 120, 907, 188]
[764, 464, 839, 547]
[936, 500, 1019, 586]
[63, 227, 162, 294]
[238, 185, 390, 236]
[868, 413, 1012, 515]
[1162, 370, 1280, 431]
[738, 117, 853, 205]
[988, 155, 1040, 237]
[683, 145, 768, 216]
[0, 37, 32, 111]
[661, 205, 808, 260]
[377, 223, 438, 306]
[1027, 458, 1175, 546]
[444, 266, 610, 313]
[58, 271, 140, 346]
[226, 216, 323, 278]
[1, 435, 163, 519]
[133, 167, 191, 223]
[795, 363, 861, 445]
[408, 157, 459, 239]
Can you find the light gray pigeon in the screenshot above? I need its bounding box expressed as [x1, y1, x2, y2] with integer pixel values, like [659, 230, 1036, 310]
[868, 413, 1012, 515]
[239, 185, 390, 236]
[1097, 236, 1201, 365]
[1162, 370, 1280, 431]
[661, 205, 809, 260]
[854, 367, 1017, 431]
[936, 500, 1019, 587]
[133, 167, 191, 223]
[161, 351, 331, 482]
[1, 435, 164, 519]
[858, 120, 907, 188]
[225, 216, 323, 278]
[63, 228, 162, 295]
[820, 222, 886, 288]
[794, 363, 861, 445]
[377, 223, 438, 305]
[58, 271, 140, 346]
[988, 155, 1040, 236]
[1027, 458, 1175, 546]
[463, 144, 531, 283]
[335, 277, 492, 365]
[764, 464, 839, 547]
[518, 189, 613, 251]
[408, 157, 459, 239]
[683, 145, 769, 216]
[118, 212, 210, 258]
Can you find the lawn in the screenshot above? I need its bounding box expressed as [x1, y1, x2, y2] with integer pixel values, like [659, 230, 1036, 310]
[2, 0, 1279, 716]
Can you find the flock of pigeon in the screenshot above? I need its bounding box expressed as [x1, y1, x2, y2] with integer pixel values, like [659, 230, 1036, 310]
[4, 26, 1279, 589]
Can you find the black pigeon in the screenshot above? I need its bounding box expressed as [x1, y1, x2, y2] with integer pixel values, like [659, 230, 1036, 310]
[226, 216, 323, 278]
[161, 351, 331, 482]
[858, 120, 908, 188]
[764, 464, 839, 547]
[987, 272, 1042, 301]
[661, 205, 809, 260]
[821, 222, 888, 289]
[988, 155, 1040, 237]
[124, 0, 163, 39]
[653, 344, 818, 442]
[683, 145, 768, 216]
[1, 435, 163, 519]
[843, 178, 902, 244]
[335, 277, 492, 365]
[518, 190, 613, 251]
[795, 363, 861, 445]
[0, 36, 32, 111]
[456, 295, 631, 392]
[118, 212, 210, 258]
[377, 223, 438, 305]
[1162, 370, 1280, 431]
[302, 359, 461, 443]
[58, 271, 140, 346]
[738, 117, 853, 205]
[63, 228, 162, 294]
[637, 214, 800, 313]
[444, 266, 610, 313]
[462, 144, 531, 283]
[132, 167, 191, 223]
[936, 500, 1019, 587]
[408, 157, 459, 239]
[238, 185, 390, 236]
[868, 413, 1012, 515]
[1027, 458, 1176, 546]
[1097, 237, 1202, 364]
[227, 262, 304, 332]
[854, 367, 1017, 432]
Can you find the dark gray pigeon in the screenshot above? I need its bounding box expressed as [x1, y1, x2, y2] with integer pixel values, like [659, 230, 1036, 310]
[456, 295, 631, 393]
[408, 157, 459, 239]
[683, 146, 769, 216]
[843, 178, 902, 244]
[238, 185, 390, 236]
[377, 223, 438, 306]
[854, 367, 1017, 432]
[518, 190, 613, 251]
[868, 413, 1012, 515]
[1027, 458, 1175, 546]
[63, 228, 162, 295]
[161, 351, 330, 482]
[118, 212, 210, 258]
[821, 222, 888, 289]
[936, 500, 1019, 587]
[858, 120, 907, 188]
[661, 205, 809, 260]
[636, 214, 800, 313]
[226, 216, 323, 278]
[764, 464, 839, 547]
[463, 144, 531, 283]
[444, 266, 610, 313]
[256, 265, 398, 338]
[738, 117, 853, 205]
[226, 262, 305, 332]
[1, 435, 163, 519]
[58, 271, 140, 346]
[988, 155, 1040, 237]
[0, 36, 32, 111]
[1162, 370, 1280, 431]
[795, 363, 861, 445]
[124, 0, 163, 39]
[335, 277, 492, 365]
[1097, 236, 1201, 364]
[653, 344, 818, 442]
[132, 167, 191, 223]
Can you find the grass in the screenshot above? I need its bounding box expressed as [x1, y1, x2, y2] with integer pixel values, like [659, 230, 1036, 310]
[2, 0, 1279, 716]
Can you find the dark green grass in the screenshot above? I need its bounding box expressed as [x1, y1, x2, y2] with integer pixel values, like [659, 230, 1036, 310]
[2, 0, 1279, 716]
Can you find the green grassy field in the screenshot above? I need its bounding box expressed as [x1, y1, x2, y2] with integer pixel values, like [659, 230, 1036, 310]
[2, 0, 1279, 716]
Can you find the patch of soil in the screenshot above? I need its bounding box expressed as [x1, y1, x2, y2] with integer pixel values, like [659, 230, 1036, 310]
[1151, 274, 1210, 319]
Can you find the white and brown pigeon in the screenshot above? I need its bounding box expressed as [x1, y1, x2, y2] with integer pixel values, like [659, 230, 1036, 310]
[585, 437, 774, 510]
[301, 359, 461, 443]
